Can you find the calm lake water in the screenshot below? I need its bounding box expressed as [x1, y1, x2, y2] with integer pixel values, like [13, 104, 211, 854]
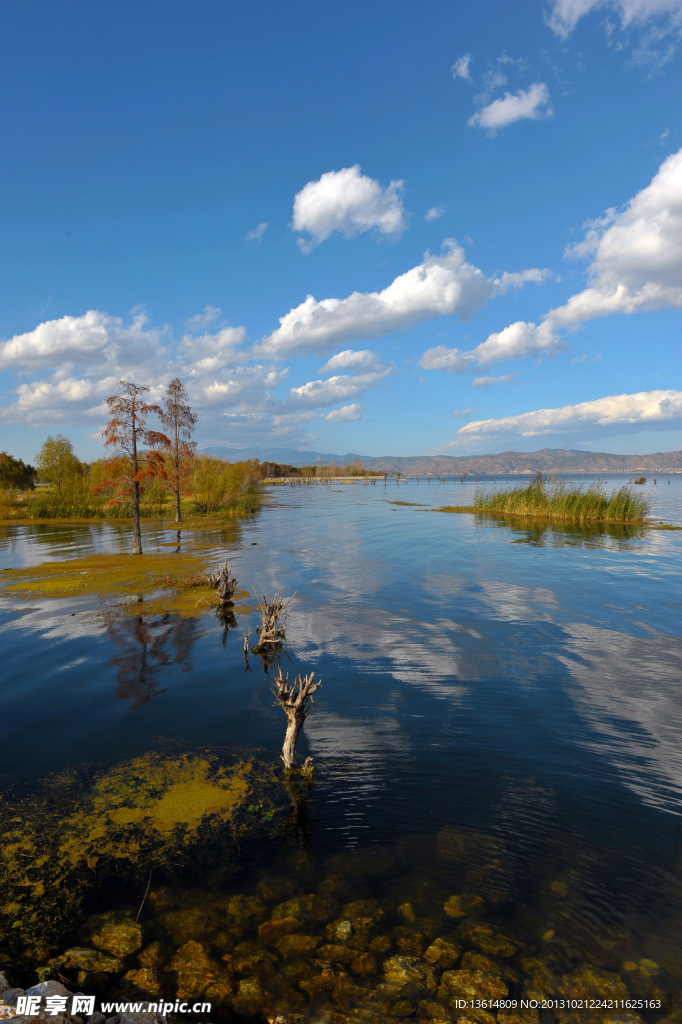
[1, 474, 681, 1019]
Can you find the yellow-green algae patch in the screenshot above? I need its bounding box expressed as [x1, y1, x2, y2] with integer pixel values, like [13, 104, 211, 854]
[0, 749, 282, 962]
[0, 551, 250, 616]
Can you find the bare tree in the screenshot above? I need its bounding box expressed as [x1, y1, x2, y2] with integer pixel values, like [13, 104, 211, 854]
[271, 667, 321, 770]
[206, 559, 238, 606]
[252, 591, 293, 652]
[160, 378, 197, 523]
[102, 381, 168, 555]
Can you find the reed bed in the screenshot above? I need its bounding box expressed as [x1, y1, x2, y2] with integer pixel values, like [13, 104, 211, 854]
[473, 479, 650, 523]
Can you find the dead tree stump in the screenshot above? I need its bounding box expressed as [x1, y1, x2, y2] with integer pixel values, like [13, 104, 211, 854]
[206, 559, 238, 607]
[271, 667, 320, 770]
[251, 591, 293, 652]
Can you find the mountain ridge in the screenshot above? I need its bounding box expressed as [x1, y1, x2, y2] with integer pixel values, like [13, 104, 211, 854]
[200, 445, 682, 475]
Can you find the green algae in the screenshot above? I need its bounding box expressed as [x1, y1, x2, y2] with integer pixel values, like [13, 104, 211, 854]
[0, 550, 254, 617]
[0, 749, 282, 963]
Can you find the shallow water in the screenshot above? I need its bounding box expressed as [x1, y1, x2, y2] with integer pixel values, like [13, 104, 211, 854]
[1, 475, 681, 1019]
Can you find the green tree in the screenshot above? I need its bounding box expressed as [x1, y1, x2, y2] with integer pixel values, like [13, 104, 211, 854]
[159, 378, 197, 523]
[0, 452, 37, 490]
[35, 434, 82, 495]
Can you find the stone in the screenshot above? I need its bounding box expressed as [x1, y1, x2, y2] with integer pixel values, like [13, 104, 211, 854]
[316, 944, 355, 966]
[228, 940, 278, 975]
[225, 894, 268, 933]
[498, 1012, 540, 1024]
[461, 950, 519, 984]
[166, 940, 232, 1003]
[81, 913, 142, 958]
[122, 969, 159, 996]
[368, 935, 392, 954]
[255, 874, 296, 904]
[340, 899, 384, 922]
[443, 894, 484, 918]
[550, 880, 568, 896]
[383, 956, 436, 993]
[390, 1000, 414, 1017]
[521, 956, 559, 1002]
[1, 989, 26, 1007]
[24, 982, 71, 999]
[436, 826, 500, 865]
[416, 999, 452, 1021]
[0, 975, 10, 996]
[336, 919, 353, 942]
[423, 937, 461, 969]
[272, 893, 338, 926]
[61, 948, 123, 973]
[437, 968, 507, 1004]
[258, 916, 302, 945]
[350, 953, 377, 978]
[393, 926, 424, 956]
[638, 958, 660, 976]
[158, 907, 214, 945]
[397, 903, 417, 924]
[558, 965, 628, 1003]
[232, 975, 265, 1015]
[137, 942, 172, 969]
[276, 933, 320, 958]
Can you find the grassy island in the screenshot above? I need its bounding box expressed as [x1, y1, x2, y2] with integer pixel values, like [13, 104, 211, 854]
[471, 479, 650, 524]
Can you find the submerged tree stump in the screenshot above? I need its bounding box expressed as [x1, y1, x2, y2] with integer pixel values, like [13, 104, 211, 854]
[251, 591, 293, 652]
[206, 559, 238, 607]
[271, 667, 320, 770]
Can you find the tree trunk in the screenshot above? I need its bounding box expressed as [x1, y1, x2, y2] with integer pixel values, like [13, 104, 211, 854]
[131, 413, 142, 555]
[174, 434, 182, 523]
[132, 478, 142, 555]
[282, 707, 305, 770]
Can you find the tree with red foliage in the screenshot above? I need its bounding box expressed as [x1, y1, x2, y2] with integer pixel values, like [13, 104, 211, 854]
[159, 378, 197, 523]
[102, 380, 169, 554]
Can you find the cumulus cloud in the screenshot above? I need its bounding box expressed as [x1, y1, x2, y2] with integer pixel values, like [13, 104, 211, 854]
[549, 148, 682, 325]
[418, 318, 563, 375]
[319, 349, 382, 373]
[456, 389, 682, 439]
[425, 205, 445, 221]
[288, 368, 389, 408]
[546, 0, 682, 43]
[260, 240, 547, 357]
[324, 403, 366, 422]
[292, 165, 407, 251]
[184, 306, 222, 331]
[451, 54, 473, 81]
[472, 373, 517, 387]
[469, 82, 553, 131]
[246, 222, 268, 242]
[0, 310, 163, 371]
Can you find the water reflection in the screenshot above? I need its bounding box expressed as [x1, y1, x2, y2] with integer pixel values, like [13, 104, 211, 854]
[480, 514, 647, 548]
[104, 611, 201, 708]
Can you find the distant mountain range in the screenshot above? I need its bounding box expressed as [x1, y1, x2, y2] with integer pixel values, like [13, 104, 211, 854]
[200, 445, 682, 475]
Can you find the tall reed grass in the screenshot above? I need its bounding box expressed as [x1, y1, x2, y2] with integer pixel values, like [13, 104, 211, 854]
[473, 479, 650, 523]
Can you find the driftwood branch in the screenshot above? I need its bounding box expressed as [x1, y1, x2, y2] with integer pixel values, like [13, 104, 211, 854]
[206, 559, 238, 607]
[271, 667, 320, 770]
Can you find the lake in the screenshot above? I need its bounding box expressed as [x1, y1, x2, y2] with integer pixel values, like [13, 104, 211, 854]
[1, 474, 681, 1020]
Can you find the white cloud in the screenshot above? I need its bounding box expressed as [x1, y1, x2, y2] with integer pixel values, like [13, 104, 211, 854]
[418, 318, 562, 375]
[451, 407, 474, 417]
[184, 305, 222, 331]
[472, 373, 517, 387]
[425, 205, 445, 221]
[549, 148, 682, 325]
[260, 240, 547, 357]
[246, 222, 268, 242]
[451, 54, 473, 81]
[324, 403, 366, 422]
[469, 82, 553, 132]
[456, 389, 682, 439]
[292, 165, 407, 251]
[546, 0, 682, 42]
[0, 310, 163, 370]
[319, 349, 382, 373]
[288, 369, 389, 408]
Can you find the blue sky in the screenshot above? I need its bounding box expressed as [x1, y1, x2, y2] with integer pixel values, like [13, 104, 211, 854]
[1, 0, 681, 462]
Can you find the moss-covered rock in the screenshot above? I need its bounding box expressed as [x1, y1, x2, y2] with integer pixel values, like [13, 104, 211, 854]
[166, 940, 232, 1003]
[350, 952, 378, 977]
[258, 916, 302, 945]
[80, 912, 142, 957]
[122, 967, 160, 996]
[276, 933, 320, 958]
[383, 956, 436, 994]
[437, 968, 507, 1004]
[0, 748, 280, 963]
[423, 937, 461, 969]
[272, 893, 338, 926]
[443, 893, 484, 918]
